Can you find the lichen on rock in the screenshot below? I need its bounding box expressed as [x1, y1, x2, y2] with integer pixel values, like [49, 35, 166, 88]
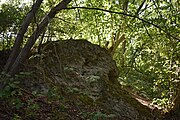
[26, 39, 161, 119]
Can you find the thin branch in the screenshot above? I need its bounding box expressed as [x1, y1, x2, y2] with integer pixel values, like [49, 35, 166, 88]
[131, 0, 146, 21]
[135, 0, 146, 16]
[66, 7, 180, 41]
[143, 22, 153, 40]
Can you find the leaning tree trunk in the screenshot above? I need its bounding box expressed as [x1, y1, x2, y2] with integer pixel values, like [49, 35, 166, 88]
[4, 0, 44, 73]
[7, 0, 72, 75]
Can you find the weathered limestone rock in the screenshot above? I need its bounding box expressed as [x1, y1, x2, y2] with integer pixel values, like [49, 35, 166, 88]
[28, 39, 160, 119]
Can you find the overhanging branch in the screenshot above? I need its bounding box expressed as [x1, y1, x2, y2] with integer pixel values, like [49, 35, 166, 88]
[66, 7, 180, 41]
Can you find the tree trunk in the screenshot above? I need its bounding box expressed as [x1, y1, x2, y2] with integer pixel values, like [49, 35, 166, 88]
[4, 0, 44, 73]
[7, 0, 72, 75]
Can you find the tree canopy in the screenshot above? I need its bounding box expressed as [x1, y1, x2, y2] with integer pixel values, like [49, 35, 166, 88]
[0, 0, 179, 118]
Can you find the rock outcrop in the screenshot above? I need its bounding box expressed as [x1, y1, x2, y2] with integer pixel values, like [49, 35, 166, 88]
[26, 39, 160, 119]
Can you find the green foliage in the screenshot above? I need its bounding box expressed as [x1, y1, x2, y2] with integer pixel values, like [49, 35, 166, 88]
[13, 114, 22, 120]
[0, 73, 21, 98]
[0, 3, 29, 50]
[0, 72, 41, 119]
[0, 0, 179, 112]
[0, 4, 21, 32]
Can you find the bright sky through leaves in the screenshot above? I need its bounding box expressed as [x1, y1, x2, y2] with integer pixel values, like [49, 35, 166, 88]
[0, 0, 31, 5]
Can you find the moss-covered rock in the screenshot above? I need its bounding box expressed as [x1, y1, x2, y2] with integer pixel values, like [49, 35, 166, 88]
[22, 39, 162, 119]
